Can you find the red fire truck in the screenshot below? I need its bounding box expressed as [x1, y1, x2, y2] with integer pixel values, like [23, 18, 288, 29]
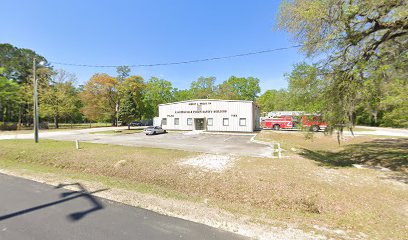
[261, 114, 328, 132]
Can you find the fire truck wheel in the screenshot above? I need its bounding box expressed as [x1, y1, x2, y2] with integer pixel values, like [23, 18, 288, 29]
[273, 124, 281, 131]
[311, 125, 320, 132]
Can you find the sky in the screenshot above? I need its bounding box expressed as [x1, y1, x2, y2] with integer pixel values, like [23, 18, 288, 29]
[0, 0, 308, 92]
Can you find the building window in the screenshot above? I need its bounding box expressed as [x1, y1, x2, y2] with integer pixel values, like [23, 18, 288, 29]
[207, 118, 213, 126]
[187, 118, 193, 125]
[223, 118, 229, 126]
[174, 118, 179, 125]
[239, 118, 246, 126]
[162, 118, 167, 125]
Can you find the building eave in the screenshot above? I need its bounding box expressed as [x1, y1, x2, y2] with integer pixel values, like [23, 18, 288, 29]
[158, 99, 255, 106]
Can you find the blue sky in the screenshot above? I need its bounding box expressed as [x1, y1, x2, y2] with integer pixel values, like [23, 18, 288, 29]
[1, 0, 308, 92]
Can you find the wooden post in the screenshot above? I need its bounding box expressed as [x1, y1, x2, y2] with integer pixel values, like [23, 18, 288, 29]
[76, 140, 80, 150]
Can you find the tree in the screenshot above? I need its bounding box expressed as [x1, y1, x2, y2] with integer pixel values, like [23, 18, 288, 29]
[173, 88, 193, 102]
[81, 73, 118, 123]
[0, 68, 21, 122]
[257, 89, 291, 112]
[285, 62, 326, 113]
[215, 82, 239, 100]
[277, 0, 407, 127]
[119, 90, 139, 129]
[115, 66, 131, 126]
[217, 76, 260, 100]
[0, 43, 51, 125]
[40, 70, 79, 128]
[381, 79, 408, 127]
[116, 66, 131, 83]
[143, 77, 174, 118]
[119, 75, 145, 124]
[0, 43, 49, 84]
[190, 76, 216, 99]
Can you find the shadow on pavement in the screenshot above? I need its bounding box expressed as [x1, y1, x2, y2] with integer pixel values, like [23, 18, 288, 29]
[0, 182, 107, 222]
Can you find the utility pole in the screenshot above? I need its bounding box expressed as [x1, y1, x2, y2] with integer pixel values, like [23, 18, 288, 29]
[33, 58, 39, 143]
[116, 102, 119, 126]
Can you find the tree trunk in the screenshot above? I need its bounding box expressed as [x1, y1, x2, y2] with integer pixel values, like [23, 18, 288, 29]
[17, 105, 22, 129]
[373, 111, 378, 125]
[0, 101, 3, 122]
[128, 123, 130, 130]
[54, 116, 59, 129]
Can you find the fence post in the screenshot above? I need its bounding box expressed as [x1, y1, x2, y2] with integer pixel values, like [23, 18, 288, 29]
[75, 140, 80, 150]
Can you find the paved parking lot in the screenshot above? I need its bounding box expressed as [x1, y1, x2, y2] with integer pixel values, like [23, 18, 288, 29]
[0, 128, 274, 158]
[55, 131, 274, 158]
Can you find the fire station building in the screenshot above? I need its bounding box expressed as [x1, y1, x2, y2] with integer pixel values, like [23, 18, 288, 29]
[157, 99, 260, 132]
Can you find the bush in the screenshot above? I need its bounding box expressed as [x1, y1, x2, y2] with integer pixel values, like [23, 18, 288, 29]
[0, 122, 17, 130]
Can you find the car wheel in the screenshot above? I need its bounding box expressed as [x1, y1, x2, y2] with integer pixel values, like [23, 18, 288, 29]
[312, 125, 320, 132]
[273, 124, 280, 131]
[164, 130, 167, 133]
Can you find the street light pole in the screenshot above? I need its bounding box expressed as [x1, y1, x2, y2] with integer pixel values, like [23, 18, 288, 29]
[33, 58, 39, 143]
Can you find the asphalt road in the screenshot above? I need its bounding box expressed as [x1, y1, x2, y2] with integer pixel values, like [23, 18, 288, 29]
[0, 173, 246, 240]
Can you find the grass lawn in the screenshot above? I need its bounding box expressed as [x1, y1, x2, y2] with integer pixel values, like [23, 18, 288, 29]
[48, 123, 112, 129]
[0, 123, 113, 135]
[256, 130, 408, 172]
[0, 139, 407, 239]
[0, 128, 74, 135]
[89, 129, 144, 134]
[256, 130, 385, 151]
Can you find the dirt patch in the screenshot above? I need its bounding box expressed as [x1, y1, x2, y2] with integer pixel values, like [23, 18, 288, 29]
[180, 154, 235, 172]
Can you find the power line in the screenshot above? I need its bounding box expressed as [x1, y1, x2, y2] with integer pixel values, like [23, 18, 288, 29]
[49, 44, 304, 68]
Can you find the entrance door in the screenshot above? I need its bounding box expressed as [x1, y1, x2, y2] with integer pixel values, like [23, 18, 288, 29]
[194, 118, 205, 130]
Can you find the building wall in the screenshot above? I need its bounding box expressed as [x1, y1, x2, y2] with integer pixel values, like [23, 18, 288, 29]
[158, 100, 258, 132]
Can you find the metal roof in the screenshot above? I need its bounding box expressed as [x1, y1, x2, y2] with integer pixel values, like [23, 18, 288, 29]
[158, 99, 255, 106]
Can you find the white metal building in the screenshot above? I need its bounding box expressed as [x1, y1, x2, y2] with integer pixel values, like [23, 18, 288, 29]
[157, 99, 260, 132]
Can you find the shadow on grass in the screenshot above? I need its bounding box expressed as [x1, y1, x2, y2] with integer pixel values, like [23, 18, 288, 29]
[300, 138, 408, 173]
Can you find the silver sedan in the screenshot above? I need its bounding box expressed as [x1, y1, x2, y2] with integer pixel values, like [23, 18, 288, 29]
[144, 126, 167, 135]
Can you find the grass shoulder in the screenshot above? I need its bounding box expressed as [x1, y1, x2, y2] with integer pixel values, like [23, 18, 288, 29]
[0, 139, 407, 239]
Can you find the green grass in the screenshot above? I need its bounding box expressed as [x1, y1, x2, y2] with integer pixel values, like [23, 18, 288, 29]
[0, 139, 194, 200]
[47, 123, 111, 129]
[0, 123, 113, 134]
[90, 129, 144, 134]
